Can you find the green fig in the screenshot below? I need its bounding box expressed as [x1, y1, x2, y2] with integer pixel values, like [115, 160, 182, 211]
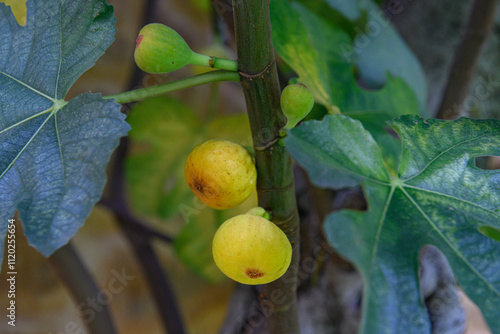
[134, 23, 238, 74]
[281, 83, 315, 129]
[134, 23, 193, 74]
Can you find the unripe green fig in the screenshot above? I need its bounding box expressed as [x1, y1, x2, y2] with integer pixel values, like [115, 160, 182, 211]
[212, 213, 292, 285]
[185, 139, 256, 210]
[134, 23, 238, 74]
[134, 23, 193, 74]
[281, 83, 315, 129]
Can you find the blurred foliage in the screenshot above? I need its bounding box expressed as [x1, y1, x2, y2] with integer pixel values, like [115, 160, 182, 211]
[126, 96, 252, 219]
[126, 96, 257, 282]
[274, 0, 427, 113]
[271, 0, 423, 172]
[295, 0, 428, 111]
[189, 0, 211, 13]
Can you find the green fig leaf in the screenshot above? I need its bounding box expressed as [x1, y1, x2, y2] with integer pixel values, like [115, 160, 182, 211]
[285, 115, 500, 333]
[270, 0, 421, 117]
[0, 0, 129, 262]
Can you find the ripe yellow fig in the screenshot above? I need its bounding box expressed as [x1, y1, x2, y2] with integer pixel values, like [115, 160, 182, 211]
[212, 214, 292, 285]
[185, 139, 256, 210]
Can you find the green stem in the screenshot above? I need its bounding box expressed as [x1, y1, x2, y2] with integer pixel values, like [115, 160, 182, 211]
[246, 207, 272, 220]
[232, 1, 301, 333]
[103, 70, 240, 104]
[190, 52, 239, 71]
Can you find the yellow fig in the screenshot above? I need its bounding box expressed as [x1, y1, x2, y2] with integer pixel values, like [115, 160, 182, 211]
[212, 214, 292, 285]
[185, 139, 256, 210]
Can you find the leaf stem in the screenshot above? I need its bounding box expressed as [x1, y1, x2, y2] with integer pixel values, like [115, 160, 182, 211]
[232, 0, 301, 333]
[48, 243, 118, 334]
[103, 70, 240, 104]
[190, 52, 239, 71]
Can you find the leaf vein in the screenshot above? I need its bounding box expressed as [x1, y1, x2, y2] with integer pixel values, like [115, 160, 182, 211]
[399, 186, 500, 298]
[402, 184, 499, 217]
[404, 133, 490, 182]
[0, 107, 53, 135]
[0, 111, 54, 180]
[0, 71, 55, 102]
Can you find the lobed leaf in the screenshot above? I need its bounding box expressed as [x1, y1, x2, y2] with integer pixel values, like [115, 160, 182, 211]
[0, 0, 129, 261]
[286, 115, 500, 333]
[270, 0, 422, 116]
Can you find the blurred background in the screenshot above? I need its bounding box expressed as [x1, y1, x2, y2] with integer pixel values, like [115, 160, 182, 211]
[0, 0, 498, 333]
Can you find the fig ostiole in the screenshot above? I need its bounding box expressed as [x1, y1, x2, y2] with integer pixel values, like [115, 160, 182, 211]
[212, 213, 292, 285]
[281, 83, 315, 129]
[185, 139, 256, 210]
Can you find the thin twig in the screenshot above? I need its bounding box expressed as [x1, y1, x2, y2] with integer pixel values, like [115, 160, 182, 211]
[436, 0, 499, 119]
[105, 137, 186, 334]
[48, 243, 118, 334]
[99, 199, 174, 244]
[104, 70, 240, 104]
[98, 0, 186, 332]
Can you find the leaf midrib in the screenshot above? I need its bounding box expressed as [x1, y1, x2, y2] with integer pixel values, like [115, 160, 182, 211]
[399, 185, 500, 298]
[0, 109, 56, 179]
[403, 184, 499, 217]
[0, 40, 67, 179]
[291, 129, 391, 186]
[0, 70, 56, 103]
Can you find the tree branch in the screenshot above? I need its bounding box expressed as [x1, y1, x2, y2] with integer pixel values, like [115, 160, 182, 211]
[105, 137, 186, 334]
[99, 198, 174, 244]
[48, 243, 118, 334]
[100, 1, 186, 329]
[436, 0, 499, 119]
[232, 1, 301, 333]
